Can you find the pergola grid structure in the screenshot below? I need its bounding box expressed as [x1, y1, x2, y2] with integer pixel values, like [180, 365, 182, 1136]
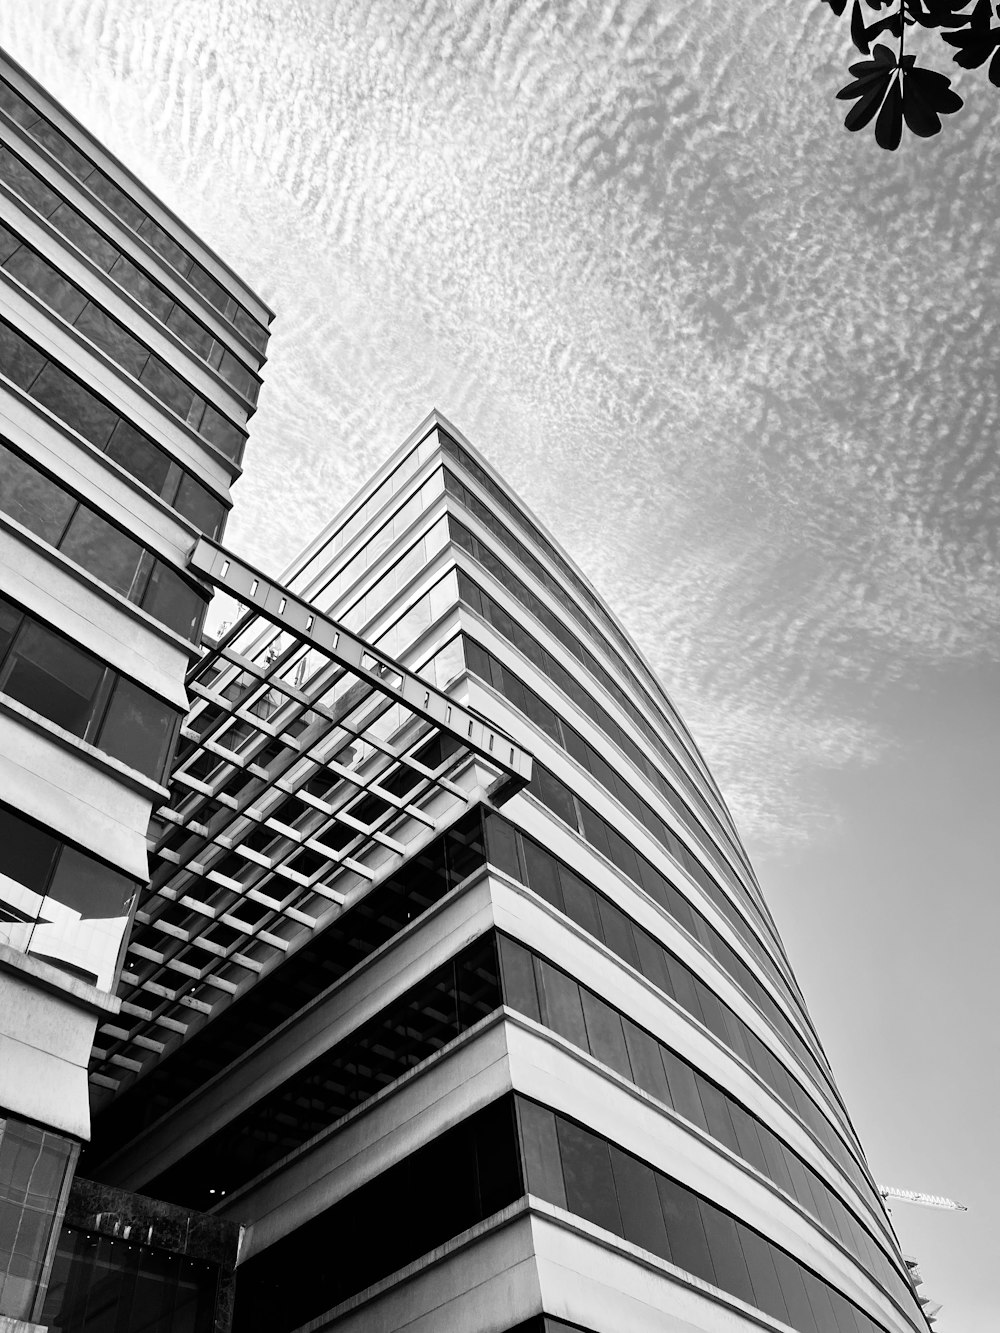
[89, 538, 531, 1099]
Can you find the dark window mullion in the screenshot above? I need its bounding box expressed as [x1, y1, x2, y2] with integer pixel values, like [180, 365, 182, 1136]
[84, 666, 117, 747]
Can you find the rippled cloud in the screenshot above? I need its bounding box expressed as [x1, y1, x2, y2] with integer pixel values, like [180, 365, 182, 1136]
[4, 0, 998, 849]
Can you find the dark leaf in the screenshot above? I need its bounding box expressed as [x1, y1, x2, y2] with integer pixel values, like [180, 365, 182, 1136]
[872, 41, 898, 65]
[902, 76, 942, 136]
[844, 71, 893, 128]
[837, 69, 894, 97]
[852, 0, 871, 52]
[907, 64, 964, 111]
[942, 25, 1000, 68]
[875, 75, 904, 147]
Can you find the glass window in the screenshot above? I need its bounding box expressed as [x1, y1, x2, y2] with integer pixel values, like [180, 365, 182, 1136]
[555, 1116, 622, 1237]
[498, 935, 541, 1023]
[0, 147, 60, 217]
[621, 1019, 673, 1107]
[139, 356, 195, 418]
[4, 247, 87, 323]
[800, 1267, 842, 1333]
[166, 303, 213, 357]
[609, 1147, 671, 1261]
[173, 474, 225, 538]
[0, 804, 58, 895]
[138, 217, 191, 274]
[47, 203, 118, 271]
[521, 836, 563, 910]
[698, 1199, 755, 1305]
[595, 899, 638, 968]
[557, 866, 601, 937]
[756, 1124, 796, 1199]
[98, 677, 176, 779]
[30, 120, 92, 179]
[485, 815, 523, 881]
[0, 1120, 72, 1322]
[108, 254, 173, 320]
[579, 990, 631, 1080]
[664, 953, 704, 1023]
[104, 419, 173, 496]
[769, 1246, 819, 1333]
[533, 765, 577, 828]
[536, 961, 588, 1051]
[30, 364, 117, 448]
[659, 1048, 709, 1133]
[696, 1077, 741, 1157]
[0, 82, 37, 126]
[727, 1102, 770, 1179]
[0, 618, 105, 736]
[59, 506, 149, 599]
[0, 443, 76, 544]
[0, 220, 20, 264]
[633, 928, 674, 998]
[142, 562, 204, 640]
[655, 1175, 716, 1285]
[736, 1222, 791, 1325]
[0, 322, 45, 388]
[74, 303, 149, 377]
[87, 172, 146, 229]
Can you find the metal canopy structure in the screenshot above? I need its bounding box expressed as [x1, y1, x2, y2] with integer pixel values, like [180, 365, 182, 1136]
[89, 538, 532, 1099]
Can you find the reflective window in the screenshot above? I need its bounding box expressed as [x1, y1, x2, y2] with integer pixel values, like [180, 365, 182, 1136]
[0, 75, 269, 352]
[59, 506, 150, 600]
[0, 320, 227, 537]
[0, 1118, 73, 1322]
[1, 228, 248, 450]
[519, 1099, 892, 1333]
[496, 930, 914, 1318]
[0, 591, 179, 780]
[0, 801, 138, 989]
[0, 446, 75, 543]
[0, 143, 260, 398]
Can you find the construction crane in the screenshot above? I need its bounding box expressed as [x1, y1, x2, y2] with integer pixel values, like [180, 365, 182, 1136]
[878, 1185, 968, 1212]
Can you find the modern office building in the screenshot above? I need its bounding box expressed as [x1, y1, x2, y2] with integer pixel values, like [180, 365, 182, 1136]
[0, 49, 270, 1328]
[77, 412, 936, 1333]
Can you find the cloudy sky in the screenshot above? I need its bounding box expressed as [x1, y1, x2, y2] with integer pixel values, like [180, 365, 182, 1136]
[3, 1, 997, 1327]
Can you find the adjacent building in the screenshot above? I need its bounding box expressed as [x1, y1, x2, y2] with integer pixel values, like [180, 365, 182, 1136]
[79, 413, 935, 1333]
[0, 49, 270, 1327]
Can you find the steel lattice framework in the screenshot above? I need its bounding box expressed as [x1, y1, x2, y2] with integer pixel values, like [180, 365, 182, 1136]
[89, 538, 532, 1099]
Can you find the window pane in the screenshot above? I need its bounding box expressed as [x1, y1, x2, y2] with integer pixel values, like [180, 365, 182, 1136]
[199, 404, 243, 459]
[0, 620, 105, 736]
[0, 805, 58, 896]
[485, 815, 523, 881]
[609, 1147, 670, 1261]
[698, 1199, 755, 1305]
[521, 837, 563, 910]
[104, 419, 172, 495]
[696, 1077, 741, 1157]
[98, 677, 176, 779]
[30, 120, 92, 178]
[516, 1100, 566, 1208]
[579, 990, 631, 1079]
[141, 562, 204, 639]
[659, 1048, 709, 1133]
[0, 147, 60, 217]
[497, 935, 541, 1023]
[108, 254, 173, 320]
[31, 364, 117, 447]
[632, 927, 674, 997]
[47, 203, 118, 271]
[736, 1222, 790, 1325]
[800, 1268, 841, 1333]
[74, 303, 148, 377]
[756, 1124, 796, 1199]
[0, 443, 76, 544]
[173, 474, 225, 537]
[87, 171, 146, 229]
[769, 1245, 818, 1333]
[536, 960, 588, 1051]
[60, 507, 147, 599]
[727, 1102, 770, 1178]
[138, 216, 191, 273]
[555, 1116, 622, 1236]
[139, 356, 195, 417]
[596, 898, 638, 968]
[557, 866, 601, 938]
[166, 303, 213, 357]
[4, 247, 87, 322]
[0, 598, 24, 664]
[0, 321, 45, 388]
[621, 1019, 673, 1107]
[655, 1175, 716, 1285]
